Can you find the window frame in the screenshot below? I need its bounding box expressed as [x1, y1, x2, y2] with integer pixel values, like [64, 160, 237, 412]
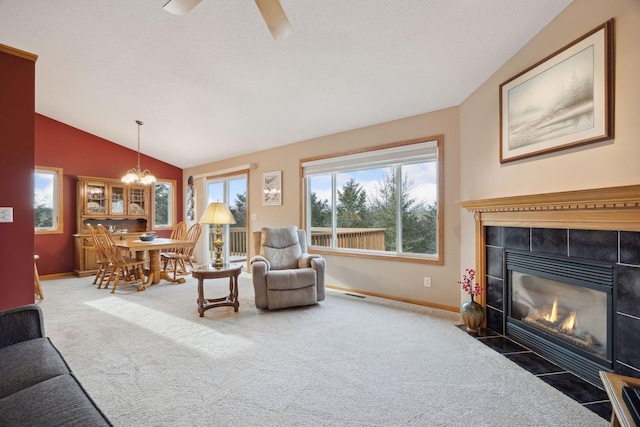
[300, 136, 444, 265]
[34, 166, 64, 235]
[152, 179, 177, 231]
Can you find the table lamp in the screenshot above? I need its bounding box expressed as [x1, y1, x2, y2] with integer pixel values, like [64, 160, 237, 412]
[200, 202, 236, 269]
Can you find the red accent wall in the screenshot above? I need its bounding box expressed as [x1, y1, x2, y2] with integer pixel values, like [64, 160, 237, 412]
[34, 114, 183, 276]
[0, 48, 36, 310]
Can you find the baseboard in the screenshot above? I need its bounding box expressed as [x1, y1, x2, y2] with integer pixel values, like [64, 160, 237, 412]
[40, 272, 76, 280]
[326, 284, 459, 313]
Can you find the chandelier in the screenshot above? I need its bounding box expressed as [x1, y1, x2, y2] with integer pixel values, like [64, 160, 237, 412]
[121, 120, 156, 185]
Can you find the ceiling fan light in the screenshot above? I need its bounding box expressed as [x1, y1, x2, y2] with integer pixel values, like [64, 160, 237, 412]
[163, 0, 204, 16]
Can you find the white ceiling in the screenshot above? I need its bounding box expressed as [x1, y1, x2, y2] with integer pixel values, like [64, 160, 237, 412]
[1, 0, 572, 169]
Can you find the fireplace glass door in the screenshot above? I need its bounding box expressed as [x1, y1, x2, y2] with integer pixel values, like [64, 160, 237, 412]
[510, 271, 608, 360]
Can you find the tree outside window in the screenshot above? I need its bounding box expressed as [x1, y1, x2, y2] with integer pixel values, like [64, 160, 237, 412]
[302, 138, 442, 263]
[153, 181, 175, 229]
[35, 166, 63, 234]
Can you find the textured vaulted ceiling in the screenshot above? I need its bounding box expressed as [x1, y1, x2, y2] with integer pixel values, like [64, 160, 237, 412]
[0, 1, 572, 168]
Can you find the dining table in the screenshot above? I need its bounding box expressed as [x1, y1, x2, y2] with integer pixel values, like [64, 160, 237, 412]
[115, 237, 195, 290]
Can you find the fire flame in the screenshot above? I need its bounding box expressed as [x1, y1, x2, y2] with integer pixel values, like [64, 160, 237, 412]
[542, 298, 577, 332]
[544, 298, 559, 322]
[562, 312, 577, 331]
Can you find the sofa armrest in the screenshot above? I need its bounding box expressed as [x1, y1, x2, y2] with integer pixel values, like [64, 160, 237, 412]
[298, 253, 322, 269]
[250, 258, 270, 309]
[0, 304, 45, 349]
[310, 257, 326, 301]
[250, 255, 271, 271]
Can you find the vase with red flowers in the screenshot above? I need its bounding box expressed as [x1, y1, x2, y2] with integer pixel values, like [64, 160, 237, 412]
[458, 268, 485, 333]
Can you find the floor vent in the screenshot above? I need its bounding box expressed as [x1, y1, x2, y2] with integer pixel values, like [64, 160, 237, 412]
[345, 293, 365, 298]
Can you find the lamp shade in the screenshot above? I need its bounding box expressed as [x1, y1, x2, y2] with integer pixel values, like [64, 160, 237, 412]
[200, 202, 236, 225]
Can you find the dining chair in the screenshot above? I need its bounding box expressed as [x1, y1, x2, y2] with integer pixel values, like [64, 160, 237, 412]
[87, 224, 113, 289]
[97, 225, 146, 293]
[34, 255, 44, 300]
[161, 223, 202, 280]
[161, 221, 188, 275]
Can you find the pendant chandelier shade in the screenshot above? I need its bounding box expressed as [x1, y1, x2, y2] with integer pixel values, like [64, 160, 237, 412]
[122, 120, 156, 185]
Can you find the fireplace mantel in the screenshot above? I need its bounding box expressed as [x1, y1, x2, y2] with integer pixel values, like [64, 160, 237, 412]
[458, 185, 640, 308]
[459, 184, 640, 231]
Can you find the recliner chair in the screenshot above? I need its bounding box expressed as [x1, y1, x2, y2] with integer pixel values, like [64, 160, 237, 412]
[251, 226, 325, 310]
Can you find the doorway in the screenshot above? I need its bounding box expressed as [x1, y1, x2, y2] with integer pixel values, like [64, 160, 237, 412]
[205, 174, 248, 269]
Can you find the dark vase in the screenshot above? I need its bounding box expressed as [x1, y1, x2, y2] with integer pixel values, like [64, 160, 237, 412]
[460, 295, 485, 333]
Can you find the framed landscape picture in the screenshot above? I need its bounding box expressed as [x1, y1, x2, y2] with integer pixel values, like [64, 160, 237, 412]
[262, 171, 282, 206]
[499, 19, 614, 163]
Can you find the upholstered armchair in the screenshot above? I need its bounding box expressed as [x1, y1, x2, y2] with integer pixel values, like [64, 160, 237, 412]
[250, 226, 325, 310]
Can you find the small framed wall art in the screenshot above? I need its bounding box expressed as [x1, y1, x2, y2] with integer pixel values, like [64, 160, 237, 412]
[186, 176, 194, 220]
[262, 171, 282, 206]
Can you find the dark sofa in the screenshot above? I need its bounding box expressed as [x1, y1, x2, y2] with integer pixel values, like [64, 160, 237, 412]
[0, 304, 111, 426]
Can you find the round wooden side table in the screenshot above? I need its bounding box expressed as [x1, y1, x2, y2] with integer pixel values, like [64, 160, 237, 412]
[191, 263, 242, 317]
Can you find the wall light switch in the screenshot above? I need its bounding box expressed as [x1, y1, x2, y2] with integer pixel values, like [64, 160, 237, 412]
[251, 213, 258, 221]
[0, 207, 13, 223]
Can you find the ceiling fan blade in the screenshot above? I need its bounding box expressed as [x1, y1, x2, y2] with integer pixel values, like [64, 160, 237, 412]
[254, 0, 293, 40]
[163, 0, 204, 16]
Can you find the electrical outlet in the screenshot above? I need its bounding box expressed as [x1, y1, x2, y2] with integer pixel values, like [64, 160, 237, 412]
[0, 207, 13, 223]
[424, 277, 431, 287]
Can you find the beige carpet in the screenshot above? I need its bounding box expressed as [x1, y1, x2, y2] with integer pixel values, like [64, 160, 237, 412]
[36, 274, 607, 426]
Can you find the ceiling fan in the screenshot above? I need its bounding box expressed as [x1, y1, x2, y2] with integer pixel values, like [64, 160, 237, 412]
[163, 0, 293, 40]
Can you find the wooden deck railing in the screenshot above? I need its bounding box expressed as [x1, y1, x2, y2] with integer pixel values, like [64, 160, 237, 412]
[310, 227, 386, 251]
[219, 227, 387, 259]
[228, 227, 247, 257]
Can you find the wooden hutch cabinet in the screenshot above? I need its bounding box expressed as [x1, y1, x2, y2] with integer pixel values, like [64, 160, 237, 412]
[73, 176, 151, 277]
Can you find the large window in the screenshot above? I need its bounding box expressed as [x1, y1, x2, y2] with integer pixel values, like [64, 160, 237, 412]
[153, 180, 176, 230]
[34, 166, 63, 234]
[302, 137, 443, 264]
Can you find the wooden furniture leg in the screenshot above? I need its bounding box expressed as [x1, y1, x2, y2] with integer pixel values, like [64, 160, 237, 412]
[34, 255, 44, 300]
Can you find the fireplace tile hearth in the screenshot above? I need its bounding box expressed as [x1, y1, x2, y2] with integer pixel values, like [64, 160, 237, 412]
[459, 325, 612, 421]
[537, 373, 608, 403]
[477, 335, 527, 354]
[505, 352, 564, 375]
[583, 401, 615, 421]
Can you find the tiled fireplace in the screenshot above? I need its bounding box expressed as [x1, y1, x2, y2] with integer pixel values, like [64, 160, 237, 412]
[460, 185, 640, 387]
[504, 247, 615, 386]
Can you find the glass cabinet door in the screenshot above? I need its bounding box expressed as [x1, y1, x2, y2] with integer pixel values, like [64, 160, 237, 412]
[110, 185, 126, 215]
[85, 183, 107, 214]
[128, 187, 146, 215]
